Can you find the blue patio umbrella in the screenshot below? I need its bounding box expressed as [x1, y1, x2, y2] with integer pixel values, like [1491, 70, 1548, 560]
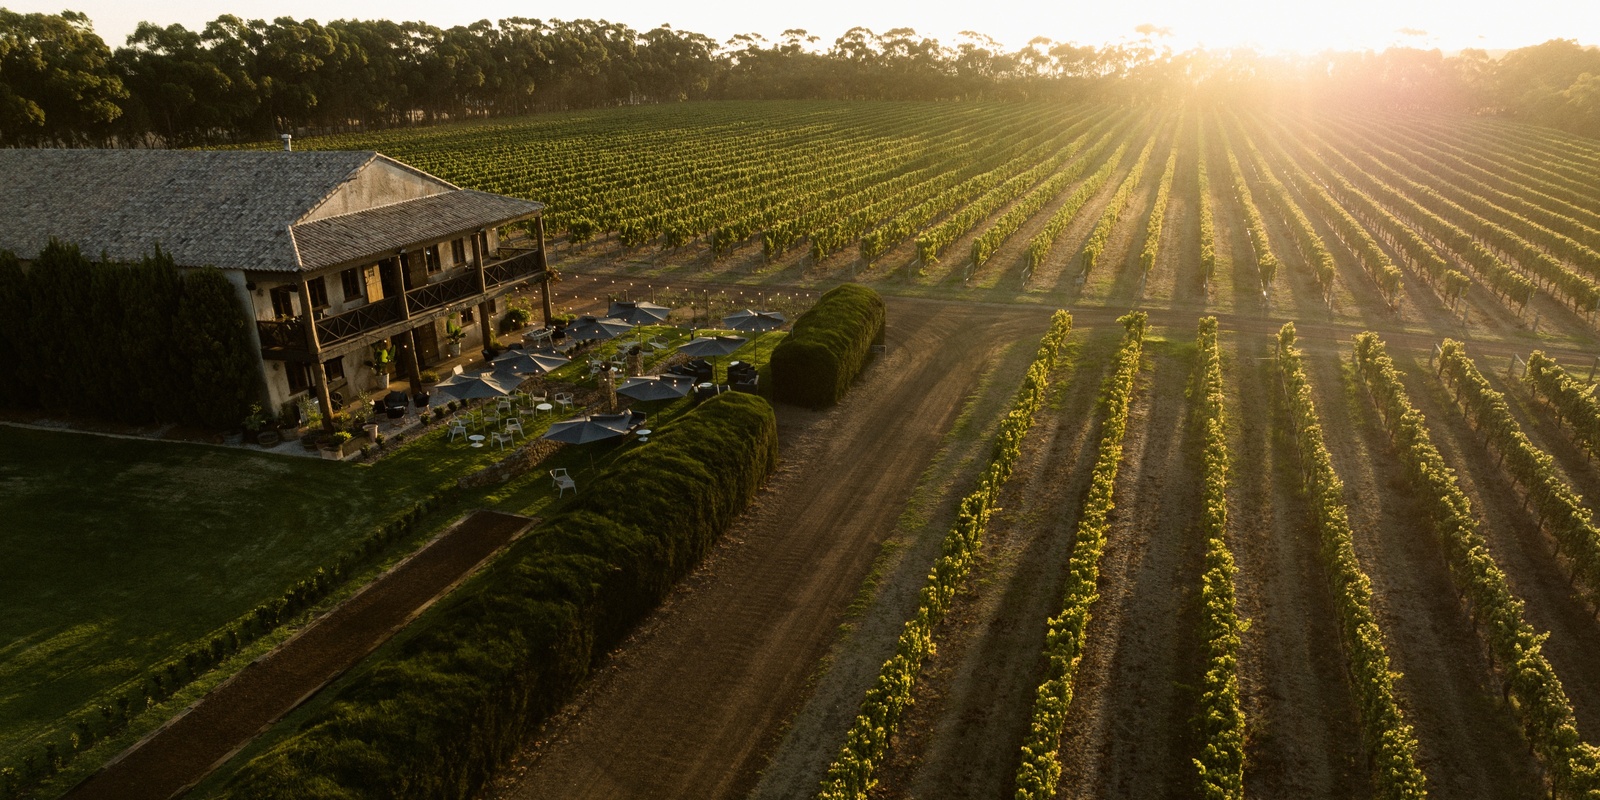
[607, 300, 672, 325]
[492, 348, 570, 376]
[617, 375, 694, 402]
[434, 371, 520, 401]
[542, 414, 632, 444]
[720, 309, 787, 333]
[568, 315, 634, 342]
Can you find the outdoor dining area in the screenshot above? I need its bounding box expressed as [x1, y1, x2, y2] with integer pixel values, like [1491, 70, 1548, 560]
[404, 299, 793, 495]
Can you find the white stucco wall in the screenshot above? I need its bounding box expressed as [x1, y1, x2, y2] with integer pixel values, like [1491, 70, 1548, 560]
[298, 158, 455, 222]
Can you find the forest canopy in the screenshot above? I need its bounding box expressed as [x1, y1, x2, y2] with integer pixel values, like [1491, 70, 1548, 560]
[1, 8, 1597, 146]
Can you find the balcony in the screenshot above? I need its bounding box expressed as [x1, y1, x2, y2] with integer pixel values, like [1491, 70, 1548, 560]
[257, 248, 545, 357]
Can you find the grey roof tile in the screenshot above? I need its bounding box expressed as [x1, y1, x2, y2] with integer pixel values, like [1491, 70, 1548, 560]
[0, 150, 542, 273]
[290, 190, 544, 271]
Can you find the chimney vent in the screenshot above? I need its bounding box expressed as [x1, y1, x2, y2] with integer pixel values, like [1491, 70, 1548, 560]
[280, 134, 293, 152]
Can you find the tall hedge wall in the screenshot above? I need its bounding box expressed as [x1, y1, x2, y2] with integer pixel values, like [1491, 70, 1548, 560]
[0, 241, 262, 429]
[223, 391, 779, 799]
[770, 283, 885, 409]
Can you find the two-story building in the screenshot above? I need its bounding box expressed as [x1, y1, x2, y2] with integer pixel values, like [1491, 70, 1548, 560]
[0, 147, 553, 427]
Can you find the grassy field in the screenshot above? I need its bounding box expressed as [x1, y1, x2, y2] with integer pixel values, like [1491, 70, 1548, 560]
[0, 323, 789, 791]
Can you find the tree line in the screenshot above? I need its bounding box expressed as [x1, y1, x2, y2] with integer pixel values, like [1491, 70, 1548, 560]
[1, 8, 1597, 147]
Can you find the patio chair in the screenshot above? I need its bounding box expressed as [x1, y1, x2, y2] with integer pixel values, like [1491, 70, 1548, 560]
[496, 399, 513, 413]
[503, 418, 524, 439]
[554, 392, 574, 411]
[551, 467, 576, 497]
[482, 409, 501, 428]
[491, 431, 514, 450]
[447, 419, 468, 442]
[648, 336, 670, 353]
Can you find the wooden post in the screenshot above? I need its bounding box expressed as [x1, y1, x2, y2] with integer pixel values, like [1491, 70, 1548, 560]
[296, 276, 336, 432]
[534, 216, 554, 326]
[479, 300, 495, 353]
[399, 328, 423, 387]
[310, 359, 336, 432]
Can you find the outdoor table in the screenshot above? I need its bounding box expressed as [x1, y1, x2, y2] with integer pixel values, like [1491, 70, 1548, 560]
[536, 402, 554, 414]
[635, 428, 652, 443]
[468, 434, 486, 448]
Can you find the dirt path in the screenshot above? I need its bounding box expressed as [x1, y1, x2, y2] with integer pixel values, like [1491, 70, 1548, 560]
[861, 329, 1116, 799]
[1227, 334, 1368, 798]
[487, 299, 1052, 800]
[63, 510, 532, 800]
[1302, 340, 1545, 797]
[1052, 342, 1207, 799]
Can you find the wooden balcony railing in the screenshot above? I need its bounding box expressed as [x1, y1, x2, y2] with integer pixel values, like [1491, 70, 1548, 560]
[318, 295, 404, 343]
[257, 248, 543, 355]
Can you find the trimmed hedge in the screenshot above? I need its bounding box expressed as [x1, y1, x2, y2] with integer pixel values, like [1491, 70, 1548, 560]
[771, 283, 885, 409]
[0, 241, 262, 429]
[223, 392, 779, 799]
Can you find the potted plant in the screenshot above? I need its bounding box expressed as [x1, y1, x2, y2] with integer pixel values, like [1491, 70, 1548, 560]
[366, 342, 395, 389]
[241, 404, 271, 443]
[322, 430, 353, 460]
[445, 317, 465, 358]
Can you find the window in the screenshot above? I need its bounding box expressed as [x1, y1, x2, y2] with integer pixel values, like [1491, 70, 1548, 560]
[270, 286, 296, 318]
[286, 362, 311, 393]
[452, 238, 468, 266]
[340, 268, 364, 302]
[462, 307, 474, 325]
[425, 245, 442, 275]
[307, 277, 329, 309]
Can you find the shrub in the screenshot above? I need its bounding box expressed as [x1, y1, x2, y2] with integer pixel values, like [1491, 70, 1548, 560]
[770, 283, 885, 409]
[224, 392, 779, 799]
[498, 307, 532, 334]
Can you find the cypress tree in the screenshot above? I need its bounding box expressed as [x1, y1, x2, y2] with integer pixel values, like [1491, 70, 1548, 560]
[175, 267, 261, 429]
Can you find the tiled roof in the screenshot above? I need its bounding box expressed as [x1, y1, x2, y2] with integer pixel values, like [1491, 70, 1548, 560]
[0, 149, 542, 273]
[289, 190, 544, 270]
[0, 149, 378, 271]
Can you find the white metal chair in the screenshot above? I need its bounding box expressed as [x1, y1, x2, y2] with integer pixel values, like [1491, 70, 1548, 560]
[554, 392, 574, 411]
[481, 409, 500, 429]
[551, 467, 576, 496]
[496, 399, 514, 413]
[648, 336, 670, 353]
[491, 431, 514, 450]
[447, 419, 468, 443]
[503, 418, 524, 439]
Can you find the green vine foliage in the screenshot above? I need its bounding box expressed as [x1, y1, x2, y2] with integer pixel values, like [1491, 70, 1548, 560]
[1012, 312, 1145, 800]
[1276, 324, 1426, 799]
[1437, 342, 1600, 610]
[1524, 351, 1600, 461]
[815, 310, 1073, 800]
[1192, 317, 1244, 799]
[1353, 332, 1600, 797]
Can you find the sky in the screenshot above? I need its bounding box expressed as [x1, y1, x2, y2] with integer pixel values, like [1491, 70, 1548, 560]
[25, 0, 1600, 55]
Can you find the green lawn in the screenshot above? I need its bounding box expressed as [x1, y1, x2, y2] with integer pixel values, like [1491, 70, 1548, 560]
[0, 420, 506, 762]
[0, 327, 788, 778]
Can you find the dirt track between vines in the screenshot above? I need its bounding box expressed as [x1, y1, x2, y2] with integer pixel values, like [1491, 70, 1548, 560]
[487, 298, 1052, 800]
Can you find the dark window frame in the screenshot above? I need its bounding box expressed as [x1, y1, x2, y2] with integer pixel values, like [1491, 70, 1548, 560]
[307, 277, 330, 310]
[339, 267, 364, 302]
[425, 245, 443, 275]
[451, 238, 467, 266]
